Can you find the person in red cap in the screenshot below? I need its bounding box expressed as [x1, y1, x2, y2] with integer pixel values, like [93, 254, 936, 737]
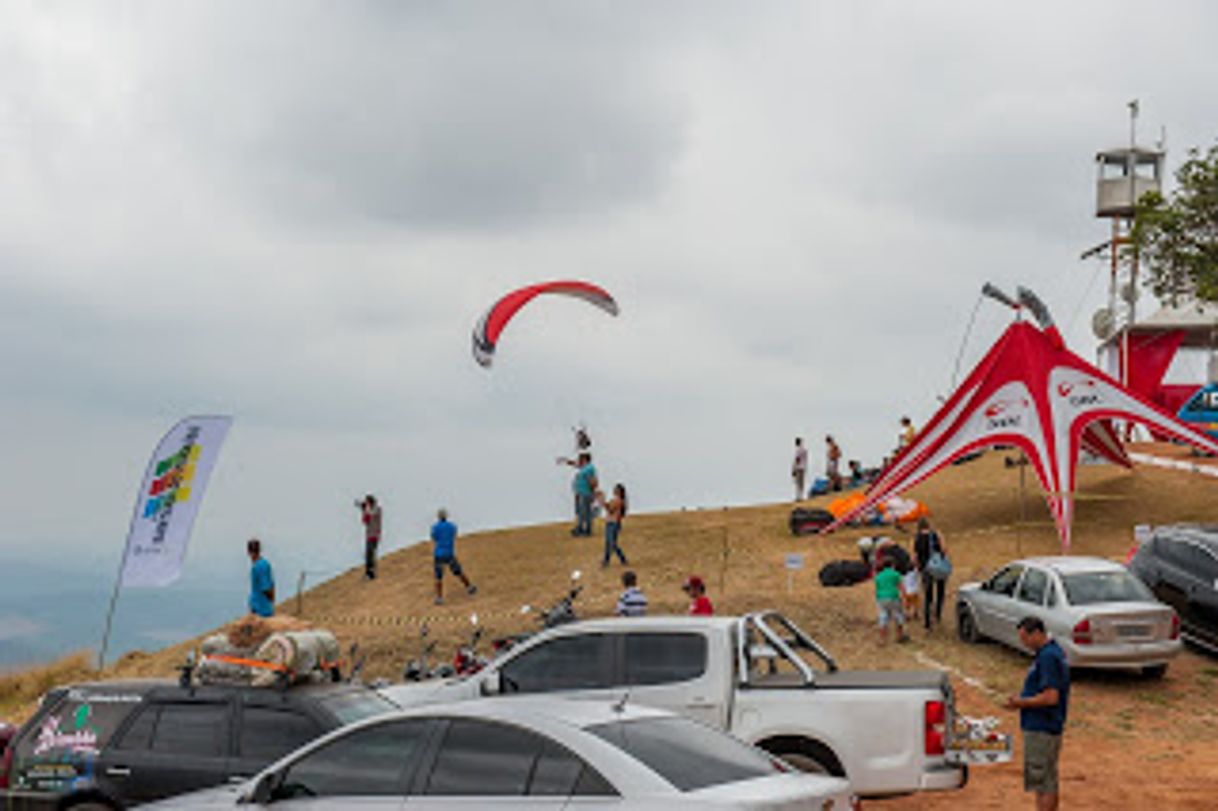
[683, 575, 714, 615]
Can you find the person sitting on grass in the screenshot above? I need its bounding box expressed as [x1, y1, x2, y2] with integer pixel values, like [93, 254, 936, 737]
[874, 557, 908, 644]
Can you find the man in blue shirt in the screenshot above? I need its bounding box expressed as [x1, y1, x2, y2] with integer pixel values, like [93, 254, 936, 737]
[571, 452, 598, 537]
[431, 509, 476, 606]
[1005, 616, 1070, 811]
[247, 538, 275, 617]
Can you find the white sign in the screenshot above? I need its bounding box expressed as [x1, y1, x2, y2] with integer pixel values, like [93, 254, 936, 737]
[119, 416, 233, 588]
[784, 553, 805, 571]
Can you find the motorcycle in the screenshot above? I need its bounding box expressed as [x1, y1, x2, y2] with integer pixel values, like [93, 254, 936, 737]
[402, 624, 445, 681]
[491, 571, 584, 655]
[452, 614, 489, 676]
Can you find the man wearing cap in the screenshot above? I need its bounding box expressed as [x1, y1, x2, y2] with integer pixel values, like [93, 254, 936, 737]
[682, 575, 714, 615]
[1004, 616, 1070, 811]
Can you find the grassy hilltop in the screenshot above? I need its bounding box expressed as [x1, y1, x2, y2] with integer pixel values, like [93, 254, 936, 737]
[5, 445, 1218, 808]
[14, 442, 1215, 686]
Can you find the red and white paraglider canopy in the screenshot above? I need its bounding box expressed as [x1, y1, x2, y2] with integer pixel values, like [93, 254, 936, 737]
[823, 286, 1218, 551]
[472, 280, 619, 368]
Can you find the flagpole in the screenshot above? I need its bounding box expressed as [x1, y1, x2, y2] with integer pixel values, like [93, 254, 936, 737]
[97, 560, 125, 671]
[98, 419, 173, 671]
[99, 475, 145, 671]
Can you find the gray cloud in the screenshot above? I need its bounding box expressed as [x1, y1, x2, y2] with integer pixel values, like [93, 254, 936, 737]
[1, 0, 1217, 580]
[129, 3, 698, 229]
[0, 615, 42, 642]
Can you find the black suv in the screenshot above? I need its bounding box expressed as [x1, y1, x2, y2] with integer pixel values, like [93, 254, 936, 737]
[1128, 524, 1218, 652]
[0, 679, 395, 809]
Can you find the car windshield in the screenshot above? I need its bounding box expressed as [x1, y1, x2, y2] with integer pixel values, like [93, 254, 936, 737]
[1060, 571, 1153, 605]
[319, 690, 398, 724]
[587, 717, 780, 792]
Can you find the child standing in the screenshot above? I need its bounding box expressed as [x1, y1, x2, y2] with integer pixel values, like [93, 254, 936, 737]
[601, 483, 629, 566]
[874, 558, 908, 644]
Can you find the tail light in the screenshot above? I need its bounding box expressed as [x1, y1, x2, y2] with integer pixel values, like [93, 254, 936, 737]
[0, 742, 14, 790]
[1124, 543, 1139, 565]
[924, 700, 946, 756]
[1170, 613, 1181, 640]
[1072, 618, 1093, 645]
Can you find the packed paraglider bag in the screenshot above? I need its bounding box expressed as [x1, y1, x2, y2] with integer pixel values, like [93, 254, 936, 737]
[818, 559, 871, 587]
[789, 507, 835, 536]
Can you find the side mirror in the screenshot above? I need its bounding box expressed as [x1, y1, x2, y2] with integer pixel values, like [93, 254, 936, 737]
[248, 770, 278, 804]
[479, 672, 501, 697]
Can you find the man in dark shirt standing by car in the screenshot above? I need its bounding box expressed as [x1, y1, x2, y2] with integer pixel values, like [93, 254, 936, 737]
[1005, 616, 1070, 811]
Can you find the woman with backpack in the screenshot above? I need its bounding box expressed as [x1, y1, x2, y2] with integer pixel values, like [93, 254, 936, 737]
[914, 517, 951, 631]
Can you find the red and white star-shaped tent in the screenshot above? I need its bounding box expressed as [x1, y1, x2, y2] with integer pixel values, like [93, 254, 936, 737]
[823, 287, 1218, 550]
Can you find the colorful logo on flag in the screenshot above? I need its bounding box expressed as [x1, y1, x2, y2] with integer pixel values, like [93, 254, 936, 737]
[142, 442, 201, 521]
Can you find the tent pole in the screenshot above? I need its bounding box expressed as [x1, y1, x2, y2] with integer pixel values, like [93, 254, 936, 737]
[719, 523, 730, 597]
[1017, 458, 1026, 557]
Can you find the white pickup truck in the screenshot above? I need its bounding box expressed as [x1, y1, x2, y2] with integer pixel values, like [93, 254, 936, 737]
[381, 611, 968, 797]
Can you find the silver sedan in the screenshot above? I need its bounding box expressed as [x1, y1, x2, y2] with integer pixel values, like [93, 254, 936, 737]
[956, 556, 1182, 677]
[139, 697, 855, 810]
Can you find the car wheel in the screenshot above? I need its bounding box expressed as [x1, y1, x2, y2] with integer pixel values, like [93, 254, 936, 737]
[957, 605, 982, 643]
[761, 738, 844, 777]
[1142, 664, 1168, 679]
[778, 751, 833, 775]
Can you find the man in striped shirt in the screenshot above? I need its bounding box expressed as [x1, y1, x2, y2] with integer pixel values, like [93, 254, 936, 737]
[615, 570, 648, 617]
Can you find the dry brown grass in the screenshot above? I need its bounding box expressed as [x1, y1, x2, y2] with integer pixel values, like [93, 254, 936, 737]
[74, 443, 1218, 685]
[0, 652, 96, 724]
[6, 444, 1218, 807]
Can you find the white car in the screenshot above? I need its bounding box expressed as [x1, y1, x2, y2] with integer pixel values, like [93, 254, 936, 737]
[140, 698, 855, 810]
[382, 612, 967, 796]
[956, 556, 1182, 676]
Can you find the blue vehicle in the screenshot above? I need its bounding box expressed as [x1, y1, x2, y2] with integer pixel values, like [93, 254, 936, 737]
[1176, 383, 1218, 440]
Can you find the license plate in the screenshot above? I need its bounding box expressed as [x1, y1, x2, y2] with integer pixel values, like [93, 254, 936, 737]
[1116, 624, 1151, 638]
[946, 733, 1013, 765]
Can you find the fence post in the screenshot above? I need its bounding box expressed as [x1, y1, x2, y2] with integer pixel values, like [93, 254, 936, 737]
[296, 571, 307, 617]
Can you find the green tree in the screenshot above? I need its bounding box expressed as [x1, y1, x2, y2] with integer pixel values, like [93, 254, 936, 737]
[1131, 143, 1218, 303]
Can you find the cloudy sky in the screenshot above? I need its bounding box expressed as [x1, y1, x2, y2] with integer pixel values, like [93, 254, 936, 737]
[3, 1, 1217, 588]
